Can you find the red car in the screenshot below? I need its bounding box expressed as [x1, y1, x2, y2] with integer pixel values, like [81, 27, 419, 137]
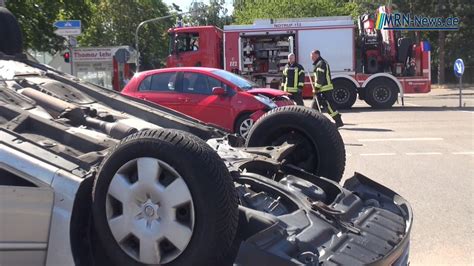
[122, 67, 294, 137]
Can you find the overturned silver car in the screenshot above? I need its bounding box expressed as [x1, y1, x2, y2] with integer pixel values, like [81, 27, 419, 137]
[0, 8, 411, 266]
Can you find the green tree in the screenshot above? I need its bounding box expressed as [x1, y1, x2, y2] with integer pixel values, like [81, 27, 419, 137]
[6, 0, 92, 53]
[80, 0, 172, 70]
[232, 0, 359, 24]
[177, 0, 231, 28]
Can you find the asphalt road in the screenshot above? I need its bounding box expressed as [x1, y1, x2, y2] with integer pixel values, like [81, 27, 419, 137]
[305, 87, 473, 265]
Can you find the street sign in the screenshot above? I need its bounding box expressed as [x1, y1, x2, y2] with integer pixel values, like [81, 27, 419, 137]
[454, 58, 464, 78]
[55, 28, 81, 36]
[69, 36, 77, 47]
[115, 48, 131, 63]
[53, 20, 81, 29]
[53, 20, 81, 36]
[454, 58, 465, 107]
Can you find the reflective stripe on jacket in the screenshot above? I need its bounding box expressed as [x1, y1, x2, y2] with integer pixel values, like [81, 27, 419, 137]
[282, 63, 305, 93]
[312, 57, 333, 93]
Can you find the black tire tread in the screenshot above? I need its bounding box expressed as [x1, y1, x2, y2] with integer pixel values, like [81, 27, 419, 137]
[246, 106, 345, 182]
[365, 78, 398, 109]
[332, 78, 357, 109]
[92, 129, 238, 266]
[0, 7, 23, 55]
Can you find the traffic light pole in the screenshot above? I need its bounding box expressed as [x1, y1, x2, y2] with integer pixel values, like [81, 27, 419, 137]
[68, 36, 74, 75]
[135, 14, 176, 72]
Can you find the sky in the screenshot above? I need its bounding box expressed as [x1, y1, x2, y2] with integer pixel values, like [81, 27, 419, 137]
[163, 0, 234, 14]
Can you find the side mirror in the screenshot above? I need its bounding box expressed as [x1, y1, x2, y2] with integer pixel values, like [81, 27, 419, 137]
[212, 87, 226, 96]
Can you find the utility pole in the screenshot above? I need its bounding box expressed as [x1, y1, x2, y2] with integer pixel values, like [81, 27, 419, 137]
[135, 4, 197, 72]
[135, 14, 176, 72]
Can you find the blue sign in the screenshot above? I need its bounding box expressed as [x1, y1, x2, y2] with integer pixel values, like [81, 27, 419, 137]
[53, 20, 81, 29]
[454, 58, 464, 78]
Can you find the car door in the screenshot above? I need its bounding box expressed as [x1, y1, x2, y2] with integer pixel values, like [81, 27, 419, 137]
[132, 71, 185, 113]
[0, 168, 54, 266]
[179, 72, 234, 131]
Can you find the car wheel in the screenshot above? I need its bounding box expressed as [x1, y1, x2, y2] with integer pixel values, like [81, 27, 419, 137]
[364, 79, 398, 109]
[331, 79, 357, 109]
[0, 7, 23, 55]
[235, 114, 254, 138]
[92, 129, 238, 266]
[246, 106, 345, 182]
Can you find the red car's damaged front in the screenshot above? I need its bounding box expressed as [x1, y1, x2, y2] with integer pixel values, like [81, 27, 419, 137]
[242, 87, 295, 123]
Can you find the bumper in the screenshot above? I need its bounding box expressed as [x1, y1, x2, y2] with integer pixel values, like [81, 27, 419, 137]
[342, 173, 413, 265]
[275, 99, 295, 107]
[249, 100, 295, 122]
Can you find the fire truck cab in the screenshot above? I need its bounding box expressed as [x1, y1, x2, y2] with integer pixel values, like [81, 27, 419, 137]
[167, 8, 431, 109]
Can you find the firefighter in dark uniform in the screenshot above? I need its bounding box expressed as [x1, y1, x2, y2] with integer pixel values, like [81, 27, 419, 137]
[281, 53, 305, 106]
[311, 50, 344, 128]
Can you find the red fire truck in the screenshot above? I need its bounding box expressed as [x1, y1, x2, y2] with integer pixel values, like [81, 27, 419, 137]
[167, 6, 431, 109]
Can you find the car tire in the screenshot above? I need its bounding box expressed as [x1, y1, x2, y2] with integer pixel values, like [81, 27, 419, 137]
[235, 114, 254, 138]
[246, 106, 345, 182]
[331, 79, 357, 109]
[0, 7, 23, 55]
[92, 129, 239, 266]
[364, 79, 398, 109]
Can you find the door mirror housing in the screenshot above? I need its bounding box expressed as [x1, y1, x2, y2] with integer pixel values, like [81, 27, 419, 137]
[212, 87, 226, 96]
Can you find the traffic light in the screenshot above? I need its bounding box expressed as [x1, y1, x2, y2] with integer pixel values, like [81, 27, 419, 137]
[63, 52, 70, 63]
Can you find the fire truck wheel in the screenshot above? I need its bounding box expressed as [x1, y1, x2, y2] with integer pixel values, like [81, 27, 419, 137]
[92, 129, 239, 266]
[245, 106, 345, 182]
[331, 79, 357, 109]
[0, 7, 23, 55]
[365, 79, 398, 109]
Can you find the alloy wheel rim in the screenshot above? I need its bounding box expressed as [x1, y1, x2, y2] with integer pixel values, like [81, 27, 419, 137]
[239, 118, 254, 138]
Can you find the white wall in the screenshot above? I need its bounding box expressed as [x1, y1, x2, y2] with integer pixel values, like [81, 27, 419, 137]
[297, 28, 354, 73]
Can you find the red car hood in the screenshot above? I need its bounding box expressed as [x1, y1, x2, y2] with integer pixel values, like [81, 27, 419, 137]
[246, 88, 289, 98]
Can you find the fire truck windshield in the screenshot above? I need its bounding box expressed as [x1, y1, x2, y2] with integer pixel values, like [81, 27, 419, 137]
[212, 69, 258, 90]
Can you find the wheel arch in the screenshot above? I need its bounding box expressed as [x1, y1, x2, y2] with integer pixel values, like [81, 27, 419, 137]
[331, 74, 360, 89]
[234, 111, 253, 131]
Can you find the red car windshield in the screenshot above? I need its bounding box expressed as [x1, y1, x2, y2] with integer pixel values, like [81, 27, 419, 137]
[211, 69, 258, 90]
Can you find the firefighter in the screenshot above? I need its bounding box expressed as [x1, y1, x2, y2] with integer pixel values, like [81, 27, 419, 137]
[281, 53, 305, 106]
[310, 50, 344, 128]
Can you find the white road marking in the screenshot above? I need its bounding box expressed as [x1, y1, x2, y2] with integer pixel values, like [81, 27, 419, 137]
[459, 110, 473, 113]
[358, 137, 443, 142]
[452, 151, 474, 155]
[406, 152, 442, 155]
[405, 103, 421, 107]
[360, 153, 396, 156]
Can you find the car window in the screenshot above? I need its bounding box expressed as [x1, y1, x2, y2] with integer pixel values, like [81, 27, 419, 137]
[138, 75, 151, 91]
[182, 72, 216, 95]
[139, 72, 178, 92]
[211, 69, 258, 90]
[208, 76, 223, 89]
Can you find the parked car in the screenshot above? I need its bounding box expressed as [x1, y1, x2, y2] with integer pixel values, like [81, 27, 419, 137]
[122, 67, 294, 137]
